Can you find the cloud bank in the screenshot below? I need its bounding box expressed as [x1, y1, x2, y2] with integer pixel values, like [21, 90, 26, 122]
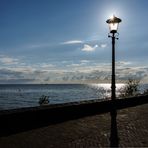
[0, 59, 147, 84]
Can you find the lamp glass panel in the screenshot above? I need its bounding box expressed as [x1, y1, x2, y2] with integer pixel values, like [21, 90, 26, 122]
[109, 23, 118, 31]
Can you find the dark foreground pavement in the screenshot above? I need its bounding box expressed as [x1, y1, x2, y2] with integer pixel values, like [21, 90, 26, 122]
[0, 104, 148, 148]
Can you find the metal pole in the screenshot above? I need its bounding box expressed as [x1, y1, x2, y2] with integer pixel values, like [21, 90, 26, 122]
[112, 32, 116, 100]
[110, 32, 119, 147]
[110, 109, 118, 147]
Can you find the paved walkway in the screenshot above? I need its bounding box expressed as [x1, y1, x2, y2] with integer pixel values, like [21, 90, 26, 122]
[0, 104, 148, 148]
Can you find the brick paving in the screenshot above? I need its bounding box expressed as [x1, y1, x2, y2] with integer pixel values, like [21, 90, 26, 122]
[0, 104, 148, 148]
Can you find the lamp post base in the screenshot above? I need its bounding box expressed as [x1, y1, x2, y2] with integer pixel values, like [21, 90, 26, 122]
[110, 109, 119, 147]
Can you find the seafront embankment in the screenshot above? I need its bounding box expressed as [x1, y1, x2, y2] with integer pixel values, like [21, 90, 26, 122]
[0, 95, 148, 137]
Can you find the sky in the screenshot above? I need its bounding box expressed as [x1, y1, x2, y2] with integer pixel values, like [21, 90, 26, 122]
[0, 0, 148, 84]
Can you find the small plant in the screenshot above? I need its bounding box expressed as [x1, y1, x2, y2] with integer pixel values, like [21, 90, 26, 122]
[119, 79, 140, 98]
[38, 95, 49, 105]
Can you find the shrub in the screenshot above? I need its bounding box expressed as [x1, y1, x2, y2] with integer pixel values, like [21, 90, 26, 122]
[119, 79, 140, 98]
[38, 95, 49, 105]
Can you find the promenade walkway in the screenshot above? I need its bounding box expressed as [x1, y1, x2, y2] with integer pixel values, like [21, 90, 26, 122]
[0, 103, 148, 148]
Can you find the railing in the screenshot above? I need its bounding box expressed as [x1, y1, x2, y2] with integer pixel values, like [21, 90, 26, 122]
[0, 95, 148, 147]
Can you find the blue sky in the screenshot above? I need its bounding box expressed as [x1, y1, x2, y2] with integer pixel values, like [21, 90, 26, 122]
[0, 0, 148, 84]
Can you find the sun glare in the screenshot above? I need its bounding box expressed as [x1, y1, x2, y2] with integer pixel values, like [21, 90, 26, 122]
[110, 14, 114, 20]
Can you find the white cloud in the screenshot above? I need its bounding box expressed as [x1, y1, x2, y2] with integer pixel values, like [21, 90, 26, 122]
[62, 40, 83, 45]
[116, 61, 132, 66]
[0, 56, 19, 65]
[81, 44, 98, 52]
[100, 43, 107, 48]
[80, 60, 90, 63]
[39, 63, 55, 68]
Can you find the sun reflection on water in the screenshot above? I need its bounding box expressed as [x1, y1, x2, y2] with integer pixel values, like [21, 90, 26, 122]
[89, 83, 125, 89]
[88, 83, 125, 98]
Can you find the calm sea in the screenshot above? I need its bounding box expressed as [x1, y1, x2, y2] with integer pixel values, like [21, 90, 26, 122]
[0, 84, 147, 110]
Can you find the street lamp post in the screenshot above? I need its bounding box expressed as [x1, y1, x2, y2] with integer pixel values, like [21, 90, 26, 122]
[106, 15, 122, 147]
[106, 15, 122, 100]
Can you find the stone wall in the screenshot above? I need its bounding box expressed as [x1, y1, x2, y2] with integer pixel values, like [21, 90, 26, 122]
[0, 95, 148, 137]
